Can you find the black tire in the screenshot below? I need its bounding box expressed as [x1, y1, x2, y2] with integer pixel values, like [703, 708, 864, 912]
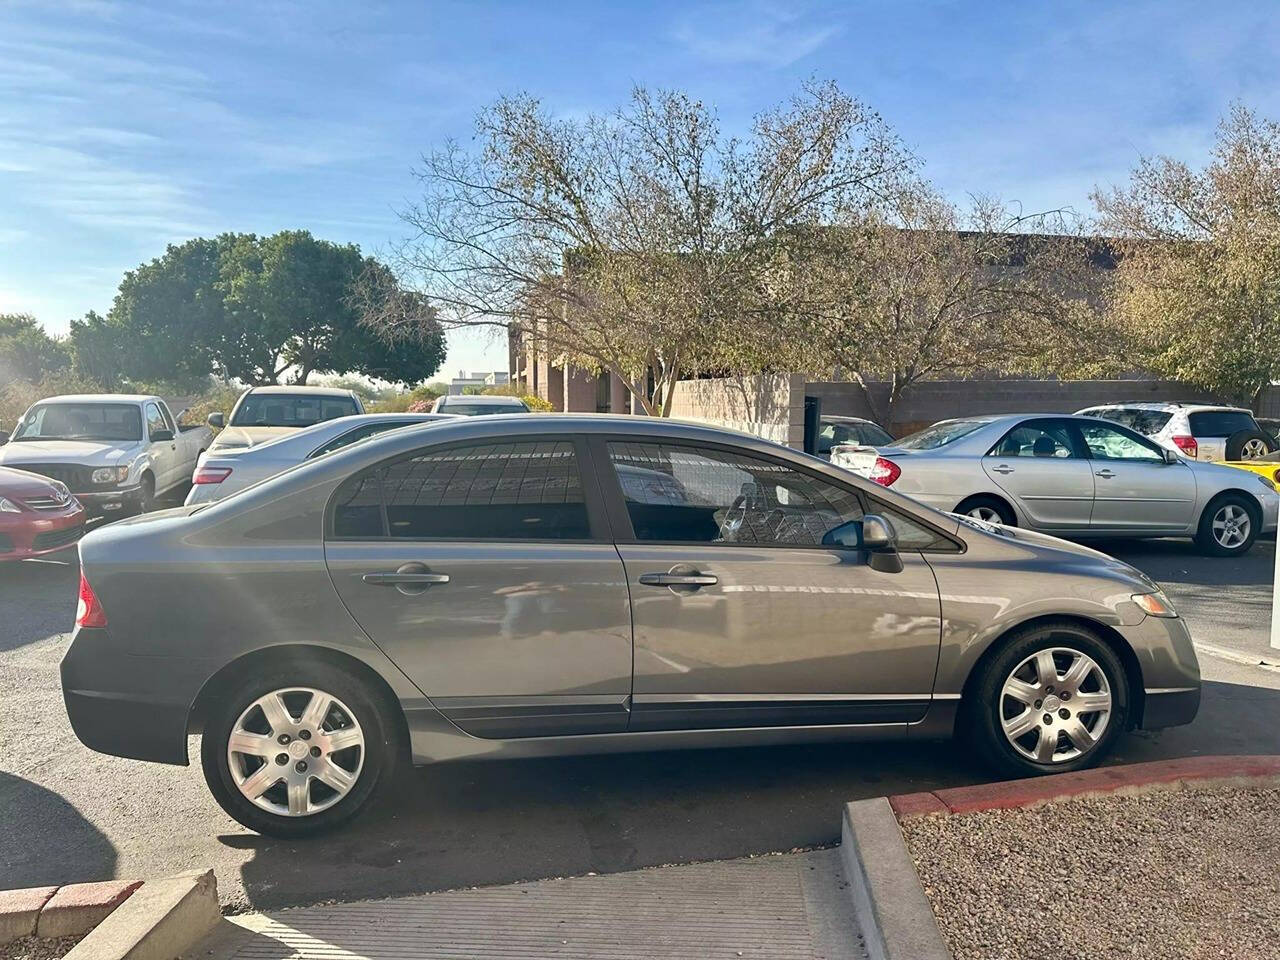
[1225, 429, 1275, 461]
[200, 659, 401, 838]
[964, 620, 1128, 778]
[955, 494, 1016, 526]
[135, 474, 155, 515]
[1195, 493, 1260, 557]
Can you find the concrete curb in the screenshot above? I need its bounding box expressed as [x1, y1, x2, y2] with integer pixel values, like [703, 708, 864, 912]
[888, 754, 1280, 819]
[839, 797, 952, 960]
[65, 870, 219, 960]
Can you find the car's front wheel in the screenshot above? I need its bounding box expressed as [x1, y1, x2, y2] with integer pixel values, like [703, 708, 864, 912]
[966, 621, 1128, 777]
[1196, 494, 1260, 556]
[200, 660, 400, 838]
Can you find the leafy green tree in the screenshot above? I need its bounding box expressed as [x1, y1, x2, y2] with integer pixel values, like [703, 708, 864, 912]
[0, 313, 70, 383]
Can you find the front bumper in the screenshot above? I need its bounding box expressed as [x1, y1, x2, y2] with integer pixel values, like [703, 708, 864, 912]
[74, 484, 144, 517]
[1260, 490, 1279, 534]
[0, 503, 87, 560]
[1118, 613, 1202, 730]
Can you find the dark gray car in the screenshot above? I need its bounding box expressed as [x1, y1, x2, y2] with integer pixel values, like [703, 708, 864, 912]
[62, 415, 1200, 837]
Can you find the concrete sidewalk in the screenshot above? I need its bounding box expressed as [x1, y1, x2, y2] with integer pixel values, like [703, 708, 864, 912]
[197, 849, 866, 960]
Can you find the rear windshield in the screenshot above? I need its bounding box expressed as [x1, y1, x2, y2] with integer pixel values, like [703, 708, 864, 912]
[231, 393, 360, 427]
[1082, 407, 1173, 435]
[13, 402, 143, 442]
[896, 419, 990, 450]
[1188, 411, 1257, 437]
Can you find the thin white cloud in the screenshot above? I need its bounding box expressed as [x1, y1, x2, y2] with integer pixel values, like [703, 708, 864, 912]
[672, 3, 841, 67]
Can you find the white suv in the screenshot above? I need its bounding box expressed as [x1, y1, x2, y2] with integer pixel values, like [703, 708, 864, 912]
[1075, 402, 1276, 462]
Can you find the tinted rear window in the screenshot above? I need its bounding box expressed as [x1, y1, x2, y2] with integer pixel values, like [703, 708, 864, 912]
[1188, 411, 1257, 437]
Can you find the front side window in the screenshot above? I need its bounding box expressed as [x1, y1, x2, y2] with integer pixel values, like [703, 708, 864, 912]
[145, 402, 167, 438]
[989, 420, 1078, 459]
[607, 441, 863, 546]
[1078, 423, 1164, 462]
[331, 440, 590, 540]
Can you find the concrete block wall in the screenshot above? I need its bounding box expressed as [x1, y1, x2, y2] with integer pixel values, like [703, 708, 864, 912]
[669, 373, 806, 447]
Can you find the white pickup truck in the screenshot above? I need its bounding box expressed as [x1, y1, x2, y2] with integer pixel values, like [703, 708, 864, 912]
[0, 394, 212, 516]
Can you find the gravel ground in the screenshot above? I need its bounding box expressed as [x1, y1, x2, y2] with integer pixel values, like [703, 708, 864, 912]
[0, 935, 84, 960]
[901, 784, 1280, 960]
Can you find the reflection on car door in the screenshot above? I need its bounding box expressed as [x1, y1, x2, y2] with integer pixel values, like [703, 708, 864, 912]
[598, 439, 944, 731]
[981, 418, 1095, 529]
[323, 437, 634, 737]
[1076, 421, 1197, 530]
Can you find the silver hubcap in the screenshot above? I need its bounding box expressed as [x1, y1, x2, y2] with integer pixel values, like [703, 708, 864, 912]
[967, 505, 1003, 523]
[1211, 504, 1251, 549]
[1000, 647, 1111, 764]
[1242, 439, 1269, 459]
[226, 687, 364, 817]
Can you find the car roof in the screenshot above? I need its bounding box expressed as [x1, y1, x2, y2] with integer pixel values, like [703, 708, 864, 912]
[438, 394, 527, 404]
[821, 415, 881, 425]
[1077, 401, 1251, 414]
[241, 386, 358, 397]
[28, 394, 158, 404]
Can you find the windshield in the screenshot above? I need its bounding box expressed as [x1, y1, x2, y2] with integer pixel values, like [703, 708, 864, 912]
[439, 402, 528, 416]
[895, 418, 990, 450]
[13, 403, 143, 442]
[230, 394, 359, 427]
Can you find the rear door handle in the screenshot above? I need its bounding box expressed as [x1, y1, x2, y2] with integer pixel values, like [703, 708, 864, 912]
[991, 464, 1015, 474]
[638, 573, 718, 587]
[1095, 469, 1116, 479]
[363, 572, 451, 585]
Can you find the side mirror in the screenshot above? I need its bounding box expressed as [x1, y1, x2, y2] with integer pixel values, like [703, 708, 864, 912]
[1162, 448, 1180, 465]
[207, 412, 225, 429]
[822, 514, 904, 573]
[150, 428, 174, 442]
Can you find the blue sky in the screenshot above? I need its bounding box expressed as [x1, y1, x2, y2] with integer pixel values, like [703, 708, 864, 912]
[3, 0, 1279, 378]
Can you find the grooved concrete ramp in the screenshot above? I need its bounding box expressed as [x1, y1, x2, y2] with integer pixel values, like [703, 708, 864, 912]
[203, 850, 866, 960]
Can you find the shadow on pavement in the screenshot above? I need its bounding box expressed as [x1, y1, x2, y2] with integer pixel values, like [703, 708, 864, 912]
[1088, 537, 1275, 588]
[224, 675, 1280, 911]
[0, 771, 118, 888]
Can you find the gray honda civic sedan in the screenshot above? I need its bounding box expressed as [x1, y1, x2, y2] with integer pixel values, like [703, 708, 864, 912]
[62, 415, 1200, 837]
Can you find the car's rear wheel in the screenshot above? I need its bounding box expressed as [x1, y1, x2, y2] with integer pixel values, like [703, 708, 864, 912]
[966, 621, 1128, 777]
[1195, 494, 1259, 556]
[200, 660, 399, 838]
[956, 494, 1015, 526]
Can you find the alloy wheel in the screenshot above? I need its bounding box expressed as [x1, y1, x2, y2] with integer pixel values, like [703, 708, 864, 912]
[967, 505, 1004, 523]
[1211, 504, 1251, 550]
[1241, 438, 1270, 459]
[999, 647, 1111, 764]
[226, 687, 365, 817]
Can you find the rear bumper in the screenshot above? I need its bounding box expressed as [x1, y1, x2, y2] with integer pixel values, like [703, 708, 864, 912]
[60, 625, 210, 765]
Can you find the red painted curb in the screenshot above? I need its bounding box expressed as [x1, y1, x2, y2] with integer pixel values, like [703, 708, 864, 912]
[891, 755, 1280, 818]
[37, 879, 143, 938]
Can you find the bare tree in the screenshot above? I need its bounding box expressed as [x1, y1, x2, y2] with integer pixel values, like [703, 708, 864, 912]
[1093, 103, 1280, 407]
[363, 81, 910, 415]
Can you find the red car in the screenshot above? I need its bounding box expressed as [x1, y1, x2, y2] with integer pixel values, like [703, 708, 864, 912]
[0, 466, 87, 561]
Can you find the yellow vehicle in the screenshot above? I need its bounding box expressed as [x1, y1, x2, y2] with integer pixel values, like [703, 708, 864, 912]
[1216, 457, 1280, 486]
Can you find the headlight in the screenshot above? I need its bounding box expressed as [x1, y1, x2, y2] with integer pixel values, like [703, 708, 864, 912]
[1257, 475, 1276, 492]
[1133, 589, 1178, 618]
[0, 497, 20, 513]
[91, 466, 129, 485]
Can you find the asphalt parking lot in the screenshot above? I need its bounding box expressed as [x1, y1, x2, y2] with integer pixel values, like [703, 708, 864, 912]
[2, 530, 1279, 912]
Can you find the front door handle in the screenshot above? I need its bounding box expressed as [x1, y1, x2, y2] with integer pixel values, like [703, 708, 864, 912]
[991, 464, 1015, 474]
[1095, 469, 1116, 479]
[638, 572, 718, 587]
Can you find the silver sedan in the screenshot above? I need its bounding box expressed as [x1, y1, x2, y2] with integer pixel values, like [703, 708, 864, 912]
[186, 413, 456, 504]
[831, 413, 1280, 556]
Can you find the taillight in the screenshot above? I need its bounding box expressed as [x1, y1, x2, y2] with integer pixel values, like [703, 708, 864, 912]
[193, 466, 233, 484]
[76, 573, 107, 628]
[1171, 435, 1198, 458]
[868, 456, 901, 487]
